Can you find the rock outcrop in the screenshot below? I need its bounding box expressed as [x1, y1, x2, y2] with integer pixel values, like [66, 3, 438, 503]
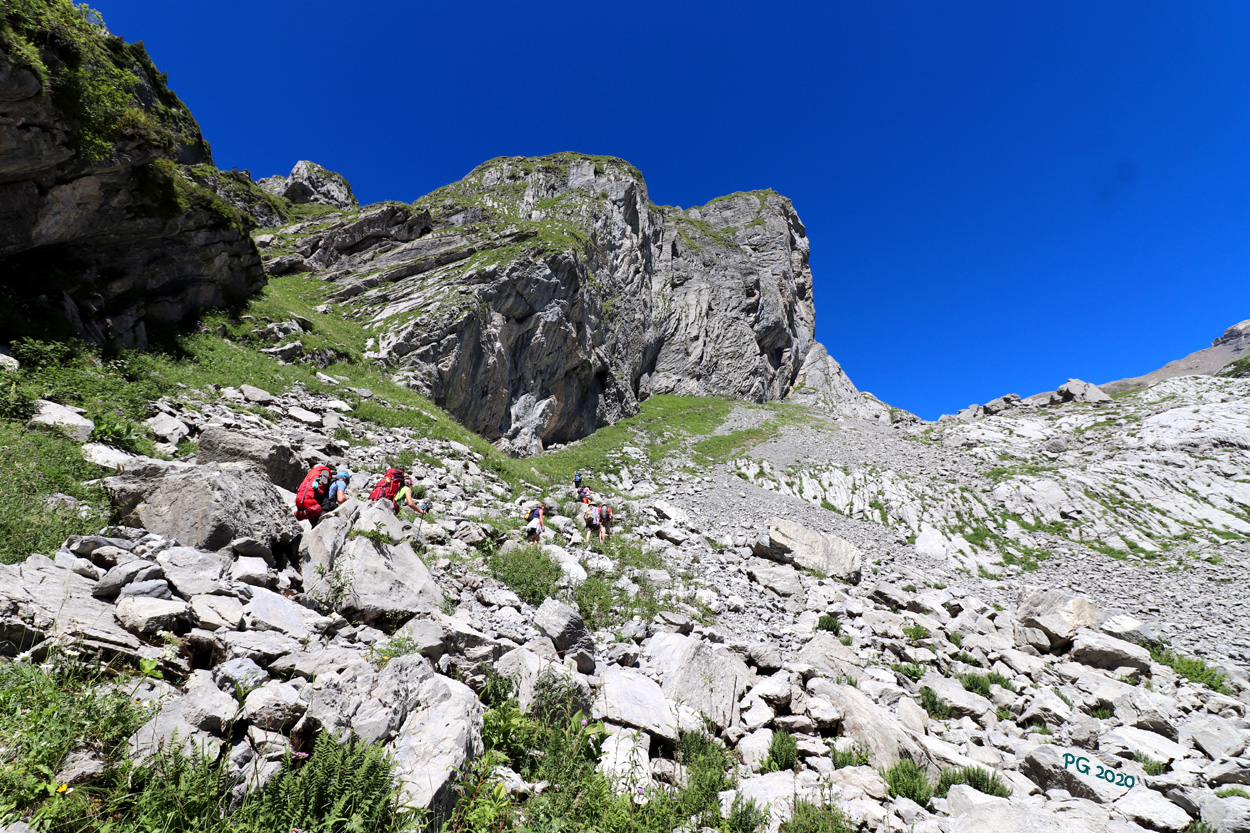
[258, 160, 357, 209]
[0, 8, 264, 348]
[1103, 318, 1250, 393]
[257, 154, 847, 453]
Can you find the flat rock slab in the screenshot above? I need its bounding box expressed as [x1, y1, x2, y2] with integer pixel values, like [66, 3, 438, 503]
[594, 666, 678, 743]
[643, 632, 751, 733]
[27, 400, 93, 442]
[752, 517, 863, 584]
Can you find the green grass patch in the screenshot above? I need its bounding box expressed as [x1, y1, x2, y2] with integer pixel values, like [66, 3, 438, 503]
[935, 765, 1011, 799]
[487, 545, 563, 606]
[1148, 646, 1235, 695]
[919, 687, 951, 721]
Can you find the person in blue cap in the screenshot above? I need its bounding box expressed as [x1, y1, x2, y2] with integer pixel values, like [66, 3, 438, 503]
[328, 470, 352, 506]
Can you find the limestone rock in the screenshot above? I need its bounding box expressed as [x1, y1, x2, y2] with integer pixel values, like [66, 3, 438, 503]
[259, 161, 357, 208]
[27, 401, 93, 442]
[105, 462, 300, 553]
[197, 426, 305, 491]
[751, 517, 863, 584]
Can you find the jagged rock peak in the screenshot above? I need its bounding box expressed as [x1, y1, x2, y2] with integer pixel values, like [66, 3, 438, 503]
[266, 152, 843, 453]
[259, 161, 357, 209]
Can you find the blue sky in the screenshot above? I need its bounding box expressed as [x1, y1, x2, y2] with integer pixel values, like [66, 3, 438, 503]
[100, 1, 1250, 419]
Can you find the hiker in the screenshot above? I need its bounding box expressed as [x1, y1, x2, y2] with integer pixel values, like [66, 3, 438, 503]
[573, 472, 584, 493]
[578, 485, 592, 504]
[583, 502, 602, 543]
[525, 501, 546, 543]
[368, 467, 406, 513]
[294, 465, 332, 525]
[600, 503, 614, 540]
[392, 477, 428, 516]
[328, 470, 351, 505]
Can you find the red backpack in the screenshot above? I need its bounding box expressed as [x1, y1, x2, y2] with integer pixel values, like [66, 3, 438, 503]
[295, 465, 332, 517]
[369, 468, 404, 502]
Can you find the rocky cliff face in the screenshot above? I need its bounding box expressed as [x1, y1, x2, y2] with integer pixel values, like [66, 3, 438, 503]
[0, 5, 264, 348]
[261, 154, 867, 453]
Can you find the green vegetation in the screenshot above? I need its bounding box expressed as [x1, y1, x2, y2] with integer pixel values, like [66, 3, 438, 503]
[830, 743, 871, 769]
[1133, 752, 1168, 776]
[935, 765, 1011, 799]
[816, 614, 841, 634]
[467, 672, 768, 833]
[882, 759, 933, 806]
[947, 632, 963, 648]
[487, 544, 563, 606]
[892, 663, 926, 682]
[762, 730, 799, 773]
[1148, 645, 1235, 695]
[902, 624, 930, 642]
[959, 671, 1017, 698]
[1, 0, 202, 161]
[1216, 355, 1250, 378]
[1218, 787, 1250, 799]
[919, 687, 952, 721]
[778, 798, 853, 833]
[573, 537, 673, 632]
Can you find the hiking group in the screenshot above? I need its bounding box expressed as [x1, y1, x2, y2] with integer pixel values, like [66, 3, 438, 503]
[294, 465, 429, 526]
[525, 471, 614, 544]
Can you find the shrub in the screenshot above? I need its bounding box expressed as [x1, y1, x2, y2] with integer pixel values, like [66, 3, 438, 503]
[487, 544, 562, 606]
[830, 743, 871, 769]
[779, 798, 853, 832]
[903, 624, 930, 642]
[959, 673, 991, 698]
[947, 632, 963, 648]
[920, 687, 951, 721]
[817, 614, 841, 634]
[762, 730, 799, 773]
[882, 759, 933, 807]
[724, 794, 771, 833]
[892, 663, 925, 682]
[986, 671, 1016, 692]
[935, 765, 1011, 798]
[1134, 752, 1168, 776]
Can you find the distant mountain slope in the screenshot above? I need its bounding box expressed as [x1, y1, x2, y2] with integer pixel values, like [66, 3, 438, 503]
[1101, 319, 1250, 393]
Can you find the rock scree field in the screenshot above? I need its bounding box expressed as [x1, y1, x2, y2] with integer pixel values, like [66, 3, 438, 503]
[2, 3, 1250, 833]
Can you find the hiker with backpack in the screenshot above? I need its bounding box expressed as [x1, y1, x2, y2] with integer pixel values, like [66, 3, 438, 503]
[393, 477, 429, 516]
[294, 465, 332, 525]
[578, 485, 592, 504]
[583, 502, 603, 543]
[525, 501, 547, 543]
[368, 467, 407, 513]
[599, 503, 614, 540]
[573, 472, 584, 493]
[328, 470, 352, 505]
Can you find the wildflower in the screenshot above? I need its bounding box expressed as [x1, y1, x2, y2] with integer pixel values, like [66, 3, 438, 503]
[56, 784, 69, 793]
[581, 718, 588, 727]
[292, 751, 309, 760]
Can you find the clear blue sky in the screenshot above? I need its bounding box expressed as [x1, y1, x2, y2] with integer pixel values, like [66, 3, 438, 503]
[100, 1, 1250, 419]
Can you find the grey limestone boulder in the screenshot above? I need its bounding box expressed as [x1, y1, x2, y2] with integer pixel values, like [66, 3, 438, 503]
[1058, 378, 1113, 404]
[642, 632, 752, 734]
[1017, 587, 1104, 651]
[242, 682, 305, 732]
[1069, 628, 1152, 674]
[751, 518, 863, 584]
[115, 596, 191, 636]
[533, 599, 595, 673]
[593, 666, 678, 743]
[27, 400, 93, 442]
[156, 547, 231, 598]
[105, 461, 300, 553]
[197, 426, 305, 491]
